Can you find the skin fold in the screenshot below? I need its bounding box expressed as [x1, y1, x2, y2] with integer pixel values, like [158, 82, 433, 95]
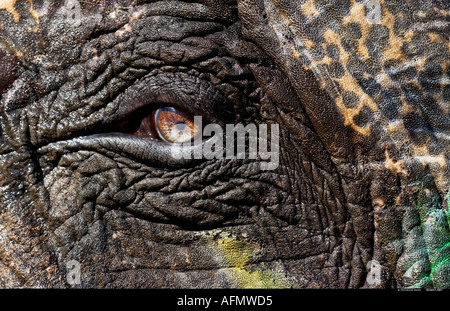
[0, 0, 448, 288]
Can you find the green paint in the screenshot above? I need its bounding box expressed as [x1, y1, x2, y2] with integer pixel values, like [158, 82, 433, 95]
[205, 231, 291, 288]
[445, 192, 450, 225]
[411, 184, 450, 288]
[406, 276, 432, 289]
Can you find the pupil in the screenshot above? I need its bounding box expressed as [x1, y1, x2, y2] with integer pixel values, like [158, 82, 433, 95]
[175, 122, 186, 131]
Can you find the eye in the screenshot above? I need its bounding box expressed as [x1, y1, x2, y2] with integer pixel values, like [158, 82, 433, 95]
[117, 106, 200, 143]
[153, 107, 200, 143]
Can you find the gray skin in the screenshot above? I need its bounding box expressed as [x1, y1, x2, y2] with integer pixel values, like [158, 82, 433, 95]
[0, 0, 449, 288]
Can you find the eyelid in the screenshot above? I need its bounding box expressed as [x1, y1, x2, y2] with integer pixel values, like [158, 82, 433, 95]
[104, 72, 231, 129]
[31, 72, 233, 150]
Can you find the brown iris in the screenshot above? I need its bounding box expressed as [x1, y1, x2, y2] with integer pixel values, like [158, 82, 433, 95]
[153, 107, 199, 143]
[119, 107, 199, 143]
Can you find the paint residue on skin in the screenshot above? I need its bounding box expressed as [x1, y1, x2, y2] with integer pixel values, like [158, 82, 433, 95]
[0, 0, 20, 22]
[205, 231, 291, 288]
[0, 0, 40, 23]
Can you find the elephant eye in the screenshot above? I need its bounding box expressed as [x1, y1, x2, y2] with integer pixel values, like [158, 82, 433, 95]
[117, 106, 200, 143]
[154, 107, 200, 143]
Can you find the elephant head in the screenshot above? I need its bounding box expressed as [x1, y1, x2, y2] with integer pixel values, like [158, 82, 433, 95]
[0, 0, 448, 288]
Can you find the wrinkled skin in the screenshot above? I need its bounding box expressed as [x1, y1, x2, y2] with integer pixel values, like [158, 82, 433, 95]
[0, 0, 449, 288]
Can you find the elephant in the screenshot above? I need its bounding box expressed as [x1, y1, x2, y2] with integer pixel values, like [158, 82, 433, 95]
[0, 0, 448, 289]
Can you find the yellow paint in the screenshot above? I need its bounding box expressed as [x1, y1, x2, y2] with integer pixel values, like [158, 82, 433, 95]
[384, 149, 408, 176]
[412, 143, 447, 168]
[322, 28, 379, 136]
[434, 7, 450, 17]
[322, 29, 347, 60]
[290, 43, 301, 59]
[216, 235, 256, 269]
[375, 72, 395, 89]
[373, 197, 385, 208]
[411, 139, 431, 156]
[415, 155, 447, 168]
[300, 0, 319, 20]
[14, 50, 23, 58]
[0, 0, 19, 22]
[304, 37, 315, 49]
[0, 0, 40, 23]
[387, 120, 405, 133]
[130, 8, 145, 22]
[115, 24, 133, 37]
[343, 0, 372, 61]
[379, 3, 407, 62]
[335, 96, 371, 136]
[427, 32, 450, 54]
[287, 0, 378, 137]
[184, 253, 191, 265]
[403, 29, 415, 42]
[27, 0, 40, 23]
[442, 62, 449, 98]
[318, 54, 334, 66]
[207, 232, 291, 288]
[342, 0, 409, 62]
[417, 10, 426, 18]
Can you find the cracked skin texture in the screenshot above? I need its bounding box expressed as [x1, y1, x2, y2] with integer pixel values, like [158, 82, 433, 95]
[0, 0, 448, 288]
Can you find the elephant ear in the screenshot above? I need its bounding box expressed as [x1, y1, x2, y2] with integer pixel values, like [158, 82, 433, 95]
[238, 0, 450, 288]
